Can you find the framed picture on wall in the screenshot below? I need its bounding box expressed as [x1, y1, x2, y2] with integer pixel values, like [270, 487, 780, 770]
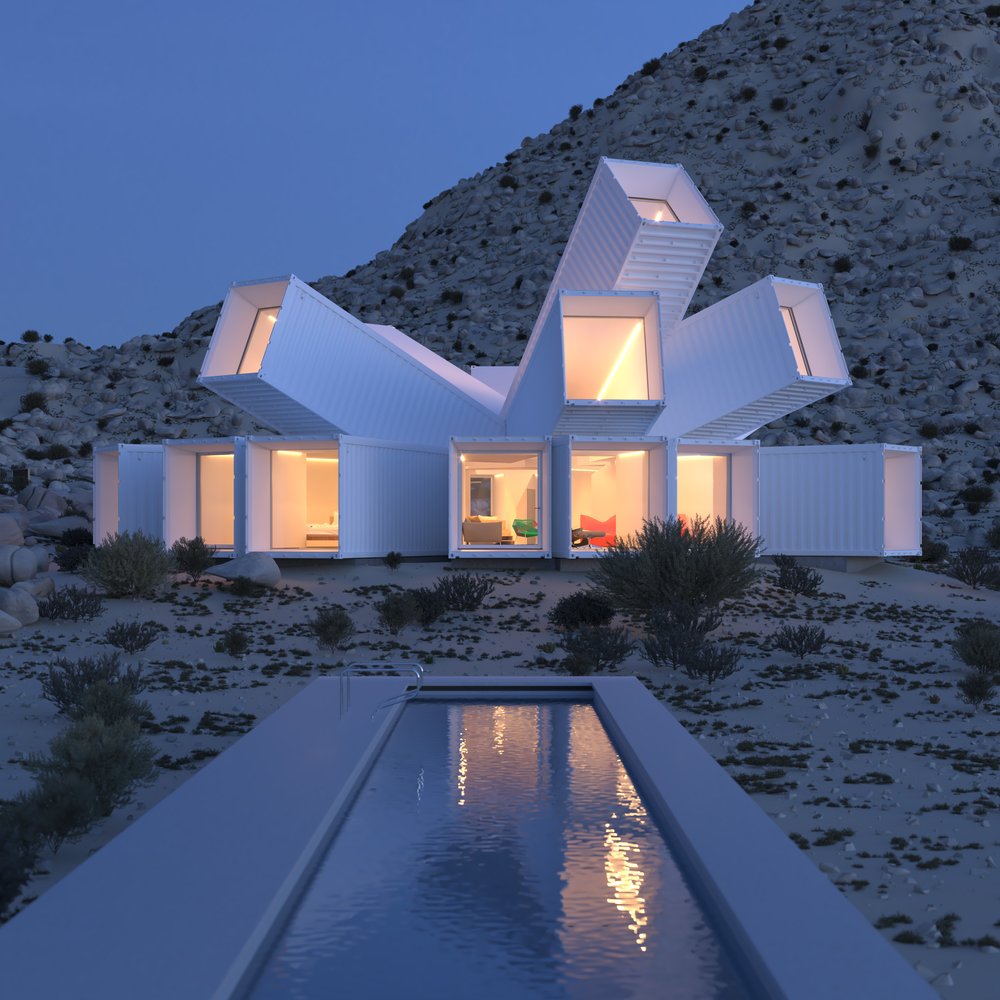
[470, 476, 492, 516]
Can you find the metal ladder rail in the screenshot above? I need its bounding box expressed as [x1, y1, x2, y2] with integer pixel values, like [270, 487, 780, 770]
[339, 662, 425, 719]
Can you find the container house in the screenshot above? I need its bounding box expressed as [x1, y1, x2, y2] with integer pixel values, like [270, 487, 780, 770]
[245, 435, 447, 559]
[670, 439, 759, 537]
[93, 444, 164, 543]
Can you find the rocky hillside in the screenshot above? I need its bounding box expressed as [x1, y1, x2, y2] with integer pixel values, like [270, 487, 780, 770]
[3, 0, 999, 546]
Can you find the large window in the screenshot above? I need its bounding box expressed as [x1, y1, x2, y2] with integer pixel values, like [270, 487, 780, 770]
[628, 197, 678, 222]
[563, 317, 650, 401]
[197, 453, 235, 547]
[460, 452, 541, 547]
[237, 306, 281, 374]
[270, 449, 339, 550]
[570, 449, 648, 550]
[780, 306, 811, 377]
[677, 455, 731, 525]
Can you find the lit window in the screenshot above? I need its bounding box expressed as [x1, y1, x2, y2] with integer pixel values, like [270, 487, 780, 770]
[563, 317, 650, 400]
[780, 306, 811, 377]
[629, 197, 679, 223]
[238, 306, 281, 374]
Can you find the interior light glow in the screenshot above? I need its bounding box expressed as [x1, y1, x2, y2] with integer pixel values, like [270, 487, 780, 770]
[596, 322, 644, 401]
[571, 467, 598, 473]
[493, 472, 505, 478]
[201, 453, 234, 460]
[275, 450, 304, 457]
[267, 314, 277, 323]
[459, 454, 466, 463]
[305, 457, 339, 463]
[617, 451, 646, 458]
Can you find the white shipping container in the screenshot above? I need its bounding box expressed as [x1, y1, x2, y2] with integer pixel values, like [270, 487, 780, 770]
[668, 439, 759, 539]
[92, 445, 164, 543]
[759, 445, 921, 556]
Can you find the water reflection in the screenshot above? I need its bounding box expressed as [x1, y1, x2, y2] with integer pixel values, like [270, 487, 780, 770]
[251, 701, 750, 1000]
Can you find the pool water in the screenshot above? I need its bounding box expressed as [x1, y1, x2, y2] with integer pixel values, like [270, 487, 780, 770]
[249, 701, 753, 999]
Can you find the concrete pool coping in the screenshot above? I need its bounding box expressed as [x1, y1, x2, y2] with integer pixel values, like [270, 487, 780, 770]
[0, 675, 935, 999]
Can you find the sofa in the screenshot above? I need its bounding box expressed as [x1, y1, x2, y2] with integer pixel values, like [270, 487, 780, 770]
[462, 516, 505, 544]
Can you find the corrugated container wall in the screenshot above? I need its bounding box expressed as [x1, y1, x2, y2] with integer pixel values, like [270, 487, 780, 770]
[93, 445, 164, 543]
[759, 445, 920, 556]
[338, 439, 447, 558]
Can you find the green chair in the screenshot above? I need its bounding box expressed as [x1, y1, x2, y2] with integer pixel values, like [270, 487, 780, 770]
[512, 518, 538, 539]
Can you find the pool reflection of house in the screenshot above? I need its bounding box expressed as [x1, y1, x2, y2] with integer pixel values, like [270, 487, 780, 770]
[100, 157, 921, 561]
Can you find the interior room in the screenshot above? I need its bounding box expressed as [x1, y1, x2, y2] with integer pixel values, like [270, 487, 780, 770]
[569, 449, 649, 550]
[197, 453, 236, 548]
[460, 452, 542, 548]
[199, 278, 289, 377]
[268, 448, 340, 550]
[883, 448, 921, 553]
[772, 280, 851, 382]
[561, 293, 662, 403]
[676, 454, 731, 526]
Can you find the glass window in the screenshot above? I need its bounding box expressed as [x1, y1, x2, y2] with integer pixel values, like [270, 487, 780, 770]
[238, 306, 281, 374]
[270, 449, 339, 550]
[563, 317, 650, 401]
[460, 453, 542, 547]
[197, 453, 235, 547]
[629, 197, 679, 223]
[677, 455, 731, 525]
[780, 306, 811, 377]
[570, 449, 648, 550]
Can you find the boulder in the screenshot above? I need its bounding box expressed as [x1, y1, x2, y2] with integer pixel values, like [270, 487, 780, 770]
[0, 546, 37, 586]
[13, 577, 55, 600]
[18, 485, 67, 514]
[209, 553, 282, 588]
[0, 514, 23, 546]
[0, 610, 20, 634]
[0, 587, 38, 626]
[27, 515, 91, 539]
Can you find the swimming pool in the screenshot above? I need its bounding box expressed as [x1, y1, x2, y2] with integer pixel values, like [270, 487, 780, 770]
[248, 699, 752, 999]
[0, 676, 937, 1000]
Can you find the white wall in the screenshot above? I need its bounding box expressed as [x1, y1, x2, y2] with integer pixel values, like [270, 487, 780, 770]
[677, 456, 729, 522]
[198, 454, 235, 548]
[270, 450, 307, 549]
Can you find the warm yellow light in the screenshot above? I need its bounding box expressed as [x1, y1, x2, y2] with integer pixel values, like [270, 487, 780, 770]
[571, 467, 597, 473]
[267, 314, 277, 323]
[275, 450, 304, 457]
[493, 472, 504, 478]
[617, 451, 646, 458]
[201, 453, 234, 460]
[459, 454, 466, 463]
[306, 457, 339, 463]
[596, 322, 643, 401]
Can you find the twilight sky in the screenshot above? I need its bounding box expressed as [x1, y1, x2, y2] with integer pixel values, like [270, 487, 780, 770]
[2, 0, 746, 348]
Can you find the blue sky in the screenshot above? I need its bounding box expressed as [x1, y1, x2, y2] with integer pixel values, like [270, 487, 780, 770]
[1, 0, 746, 347]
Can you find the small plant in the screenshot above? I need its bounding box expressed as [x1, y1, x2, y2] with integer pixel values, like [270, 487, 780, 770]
[38, 585, 105, 622]
[311, 605, 355, 651]
[957, 671, 995, 710]
[560, 625, 634, 675]
[958, 484, 994, 513]
[770, 96, 788, 111]
[772, 555, 822, 596]
[547, 591, 616, 630]
[568, 103, 582, 120]
[640, 610, 707, 671]
[20, 330, 40, 343]
[226, 576, 267, 598]
[918, 421, 939, 439]
[918, 534, 948, 563]
[434, 572, 495, 612]
[410, 587, 447, 627]
[19, 391, 47, 413]
[773, 624, 828, 659]
[25, 357, 50, 377]
[81, 531, 174, 598]
[214, 626, 250, 657]
[948, 547, 999, 589]
[103, 620, 163, 654]
[0, 802, 38, 915]
[833, 256, 852, 273]
[376, 591, 419, 634]
[54, 526, 95, 573]
[948, 235, 973, 252]
[11, 771, 96, 854]
[952, 620, 1000, 674]
[383, 551, 403, 572]
[73, 681, 152, 726]
[874, 914, 913, 930]
[40, 652, 145, 719]
[987, 521, 1000, 551]
[170, 536, 217, 581]
[640, 57, 661, 76]
[684, 641, 742, 683]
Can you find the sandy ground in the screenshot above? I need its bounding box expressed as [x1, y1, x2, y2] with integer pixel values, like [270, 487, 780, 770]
[1, 557, 998, 998]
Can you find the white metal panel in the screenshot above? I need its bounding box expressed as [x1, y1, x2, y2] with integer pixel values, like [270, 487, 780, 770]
[339, 439, 447, 558]
[118, 445, 164, 540]
[654, 278, 850, 439]
[505, 308, 567, 436]
[884, 447, 922, 554]
[759, 446, 886, 556]
[200, 278, 291, 378]
[200, 374, 340, 436]
[93, 449, 119, 543]
[245, 440, 273, 553]
[550, 437, 572, 556]
[469, 366, 518, 397]
[163, 448, 197, 545]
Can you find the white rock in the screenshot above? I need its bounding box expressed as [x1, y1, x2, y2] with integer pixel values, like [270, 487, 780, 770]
[208, 552, 282, 588]
[0, 588, 38, 626]
[0, 610, 21, 633]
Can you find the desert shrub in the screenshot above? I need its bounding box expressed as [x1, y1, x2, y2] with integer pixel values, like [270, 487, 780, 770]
[949, 235, 973, 252]
[985, 521, 1000, 551]
[952, 620, 1000, 674]
[19, 391, 46, 413]
[957, 671, 995, 710]
[376, 591, 420, 634]
[773, 624, 828, 659]
[918, 534, 948, 563]
[684, 641, 742, 683]
[547, 591, 616, 630]
[434, 572, 495, 611]
[410, 587, 447, 626]
[383, 550, 403, 571]
[568, 103, 583, 120]
[770, 96, 788, 111]
[170, 536, 217, 581]
[311, 605, 355, 651]
[73, 681, 152, 726]
[641, 612, 706, 671]
[640, 57, 661, 76]
[738, 85, 757, 102]
[81, 531, 173, 598]
[0, 801, 38, 914]
[772, 555, 822, 596]
[589, 516, 759, 621]
[918, 421, 939, 439]
[958, 484, 994, 513]
[833, 256, 852, 273]
[20, 330, 40, 343]
[214, 626, 250, 657]
[27, 715, 155, 817]
[40, 652, 145, 719]
[225, 576, 267, 598]
[948, 547, 999, 589]
[103, 620, 163, 654]
[38, 585, 105, 622]
[54, 525, 95, 573]
[25, 358, 50, 377]
[560, 625, 634, 675]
